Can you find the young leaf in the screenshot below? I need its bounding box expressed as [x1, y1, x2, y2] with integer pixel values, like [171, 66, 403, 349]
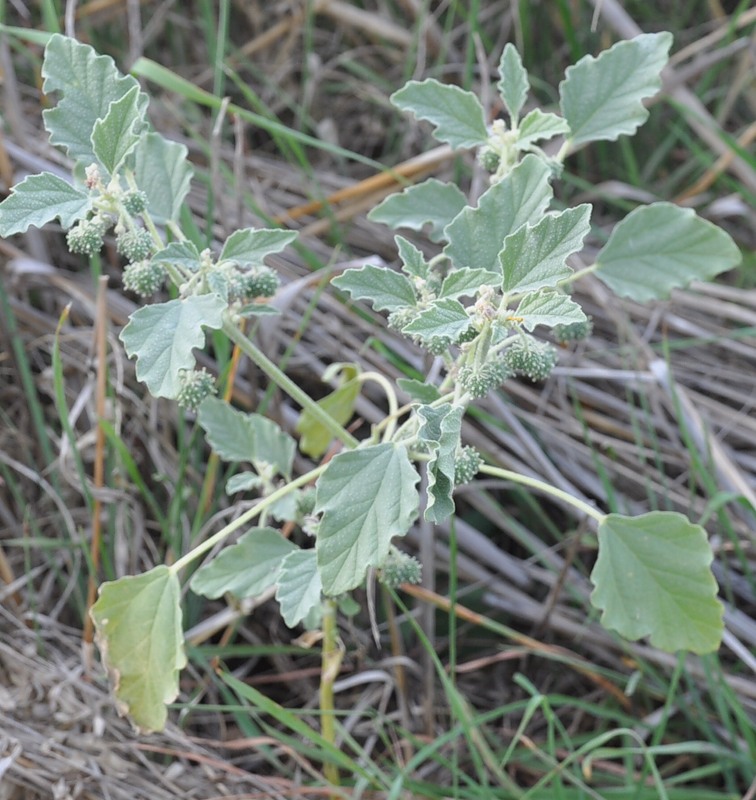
[42, 33, 147, 165]
[0, 173, 91, 236]
[402, 297, 471, 341]
[225, 472, 263, 494]
[90, 566, 186, 733]
[152, 241, 202, 272]
[219, 227, 297, 266]
[315, 443, 420, 595]
[444, 154, 553, 272]
[133, 132, 193, 223]
[197, 397, 296, 479]
[276, 549, 323, 628]
[332, 264, 417, 312]
[396, 235, 429, 280]
[594, 202, 742, 301]
[119, 294, 226, 398]
[417, 404, 465, 523]
[296, 365, 361, 458]
[190, 527, 297, 599]
[368, 179, 467, 243]
[516, 109, 569, 148]
[91, 85, 147, 175]
[591, 512, 724, 654]
[515, 290, 587, 331]
[440, 267, 499, 300]
[560, 32, 672, 146]
[497, 43, 530, 124]
[500, 204, 591, 294]
[397, 378, 441, 404]
[391, 79, 488, 150]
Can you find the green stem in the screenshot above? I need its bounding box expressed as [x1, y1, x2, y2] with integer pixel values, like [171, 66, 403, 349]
[170, 464, 326, 574]
[479, 464, 605, 524]
[358, 371, 399, 442]
[222, 319, 359, 451]
[320, 597, 342, 792]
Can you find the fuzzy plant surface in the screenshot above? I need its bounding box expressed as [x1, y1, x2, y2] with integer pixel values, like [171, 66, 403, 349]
[0, 32, 741, 733]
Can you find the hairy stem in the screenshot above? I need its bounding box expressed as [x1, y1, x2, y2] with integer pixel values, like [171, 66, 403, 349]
[320, 597, 342, 792]
[223, 318, 359, 451]
[479, 464, 605, 523]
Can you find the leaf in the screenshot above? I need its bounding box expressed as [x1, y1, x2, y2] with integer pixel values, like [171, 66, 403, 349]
[444, 154, 554, 272]
[133, 132, 193, 223]
[197, 397, 296, 479]
[440, 268, 499, 300]
[219, 227, 297, 266]
[497, 43, 530, 124]
[225, 472, 262, 494]
[119, 294, 226, 398]
[368, 179, 467, 243]
[397, 378, 441, 404]
[594, 202, 742, 301]
[296, 365, 361, 458]
[332, 264, 417, 312]
[417, 404, 465, 523]
[315, 443, 420, 595]
[190, 527, 297, 599]
[500, 204, 592, 294]
[590, 512, 724, 654]
[152, 241, 201, 271]
[516, 109, 569, 148]
[515, 290, 587, 331]
[402, 298, 471, 341]
[42, 33, 147, 165]
[91, 85, 146, 175]
[276, 549, 323, 628]
[559, 32, 673, 146]
[0, 173, 91, 236]
[396, 235, 429, 280]
[90, 566, 186, 733]
[238, 303, 280, 317]
[391, 78, 488, 150]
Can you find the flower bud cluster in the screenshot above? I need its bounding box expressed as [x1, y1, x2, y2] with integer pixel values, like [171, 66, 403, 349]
[454, 446, 482, 485]
[458, 359, 511, 398]
[176, 368, 217, 411]
[378, 548, 422, 588]
[503, 337, 557, 381]
[122, 259, 166, 296]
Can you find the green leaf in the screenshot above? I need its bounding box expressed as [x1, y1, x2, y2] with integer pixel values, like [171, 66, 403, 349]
[197, 397, 296, 479]
[220, 227, 297, 266]
[590, 512, 724, 654]
[444, 154, 554, 272]
[396, 235, 429, 280]
[315, 443, 420, 595]
[402, 298, 471, 340]
[90, 566, 186, 733]
[560, 32, 672, 146]
[296, 365, 361, 458]
[332, 264, 417, 312]
[190, 527, 297, 599]
[91, 85, 146, 175]
[397, 378, 441, 404]
[225, 472, 262, 494]
[0, 173, 91, 236]
[119, 294, 226, 398]
[391, 79, 488, 150]
[417, 404, 464, 523]
[516, 109, 569, 148]
[594, 202, 742, 301]
[497, 43, 530, 124]
[133, 132, 193, 223]
[368, 179, 467, 243]
[515, 290, 587, 331]
[276, 550, 323, 628]
[238, 303, 280, 317]
[440, 267, 499, 300]
[152, 241, 201, 271]
[42, 33, 147, 165]
[500, 204, 591, 294]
